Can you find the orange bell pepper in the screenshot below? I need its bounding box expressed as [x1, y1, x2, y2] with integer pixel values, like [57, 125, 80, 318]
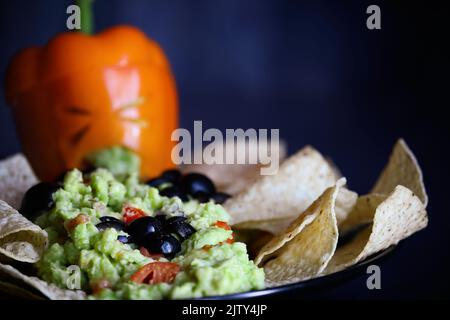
[5, 25, 178, 181]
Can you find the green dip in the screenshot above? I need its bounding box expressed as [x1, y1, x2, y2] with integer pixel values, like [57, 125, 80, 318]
[86, 146, 140, 179]
[34, 167, 264, 299]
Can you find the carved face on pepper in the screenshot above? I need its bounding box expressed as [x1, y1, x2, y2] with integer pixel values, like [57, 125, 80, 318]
[5, 26, 178, 181]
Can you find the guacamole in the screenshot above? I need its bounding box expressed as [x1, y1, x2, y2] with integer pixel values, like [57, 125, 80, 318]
[86, 146, 140, 179]
[34, 168, 264, 299]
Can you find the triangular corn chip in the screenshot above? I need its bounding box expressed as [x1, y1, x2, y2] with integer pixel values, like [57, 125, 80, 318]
[255, 179, 345, 286]
[224, 146, 340, 224]
[372, 139, 428, 206]
[325, 185, 428, 274]
[234, 187, 357, 234]
[0, 262, 85, 300]
[338, 193, 386, 235]
[0, 200, 47, 263]
[233, 217, 294, 236]
[0, 280, 45, 300]
[0, 154, 38, 210]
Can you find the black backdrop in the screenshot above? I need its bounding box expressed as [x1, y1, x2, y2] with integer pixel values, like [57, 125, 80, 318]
[0, 0, 449, 299]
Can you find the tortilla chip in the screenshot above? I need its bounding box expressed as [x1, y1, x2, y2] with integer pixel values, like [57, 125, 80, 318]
[338, 193, 386, 235]
[234, 187, 356, 234]
[335, 188, 358, 225]
[325, 156, 342, 179]
[0, 200, 48, 263]
[233, 187, 349, 259]
[224, 146, 340, 224]
[0, 262, 85, 300]
[0, 154, 38, 210]
[325, 185, 428, 274]
[233, 217, 294, 236]
[372, 139, 428, 206]
[181, 140, 287, 195]
[254, 179, 345, 286]
[233, 229, 274, 260]
[232, 218, 293, 259]
[0, 280, 45, 300]
[233, 186, 356, 260]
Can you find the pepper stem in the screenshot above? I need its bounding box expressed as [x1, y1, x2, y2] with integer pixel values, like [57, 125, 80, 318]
[76, 0, 94, 34]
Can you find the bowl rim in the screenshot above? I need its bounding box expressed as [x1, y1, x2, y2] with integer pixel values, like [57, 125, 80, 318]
[193, 245, 396, 300]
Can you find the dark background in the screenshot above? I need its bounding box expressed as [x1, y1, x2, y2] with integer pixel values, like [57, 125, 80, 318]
[0, 0, 448, 299]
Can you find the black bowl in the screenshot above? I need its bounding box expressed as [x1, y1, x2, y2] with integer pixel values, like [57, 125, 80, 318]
[196, 245, 396, 300]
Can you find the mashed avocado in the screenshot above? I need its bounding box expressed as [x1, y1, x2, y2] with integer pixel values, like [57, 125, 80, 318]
[35, 168, 264, 299]
[86, 146, 140, 178]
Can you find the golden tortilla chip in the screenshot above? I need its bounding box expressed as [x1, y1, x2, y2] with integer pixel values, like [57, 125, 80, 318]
[232, 218, 293, 259]
[233, 217, 294, 235]
[325, 185, 428, 274]
[335, 188, 358, 225]
[233, 229, 274, 260]
[0, 262, 85, 300]
[224, 146, 340, 224]
[0, 200, 48, 263]
[372, 139, 428, 206]
[0, 280, 45, 300]
[0, 154, 38, 210]
[234, 186, 356, 234]
[325, 156, 342, 179]
[254, 179, 345, 286]
[338, 193, 386, 235]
